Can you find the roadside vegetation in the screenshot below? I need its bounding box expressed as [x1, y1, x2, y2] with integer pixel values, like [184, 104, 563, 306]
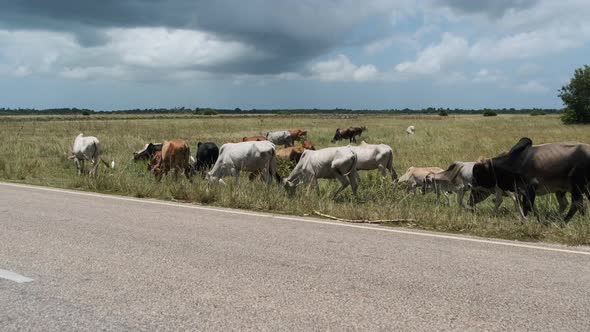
[1, 114, 589, 245]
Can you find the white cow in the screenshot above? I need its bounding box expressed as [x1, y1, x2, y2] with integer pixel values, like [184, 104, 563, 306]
[406, 125, 416, 135]
[265, 130, 294, 147]
[284, 146, 358, 198]
[207, 141, 277, 185]
[397, 166, 444, 194]
[424, 161, 475, 207]
[69, 133, 112, 176]
[350, 141, 397, 181]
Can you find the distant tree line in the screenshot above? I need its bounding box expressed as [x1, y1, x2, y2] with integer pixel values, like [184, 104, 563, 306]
[0, 106, 564, 116]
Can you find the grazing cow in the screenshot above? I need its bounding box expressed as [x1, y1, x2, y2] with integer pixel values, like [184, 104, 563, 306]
[397, 166, 444, 194]
[406, 126, 416, 135]
[193, 142, 219, 173]
[423, 161, 476, 207]
[276, 141, 316, 163]
[350, 141, 398, 181]
[284, 146, 358, 198]
[288, 128, 307, 141]
[265, 130, 294, 147]
[472, 137, 590, 221]
[69, 133, 113, 176]
[331, 126, 366, 143]
[242, 136, 267, 142]
[150, 139, 191, 180]
[207, 141, 278, 185]
[133, 143, 162, 161]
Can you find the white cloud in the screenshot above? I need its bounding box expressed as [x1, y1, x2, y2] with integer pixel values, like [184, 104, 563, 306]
[395, 33, 469, 75]
[516, 80, 549, 93]
[472, 68, 506, 83]
[310, 55, 378, 82]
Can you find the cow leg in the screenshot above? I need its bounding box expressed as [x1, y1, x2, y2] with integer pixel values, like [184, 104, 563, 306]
[348, 172, 358, 196]
[444, 191, 451, 206]
[75, 158, 83, 175]
[494, 188, 506, 214]
[231, 168, 240, 185]
[90, 159, 99, 176]
[457, 189, 465, 209]
[333, 173, 350, 199]
[556, 191, 568, 214]
[564, 188, 583, 222]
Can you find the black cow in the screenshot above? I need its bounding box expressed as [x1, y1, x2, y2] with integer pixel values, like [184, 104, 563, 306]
[133, 143, 163, 161]
[472, 137, 590, 222]
[193, 142, 219, 173]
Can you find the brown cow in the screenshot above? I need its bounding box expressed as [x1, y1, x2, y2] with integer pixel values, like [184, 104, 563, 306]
[150, 139, 191, 180]
[288, 128, 307, 141]
[331, 126, 366, 143]
[242, 135, 267, 142]
[277, 141, 316, 163]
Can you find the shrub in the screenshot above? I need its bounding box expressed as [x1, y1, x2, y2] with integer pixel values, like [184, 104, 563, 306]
[82, 111, 91, 116]
[530, 110, 546, 116]
[439, 110, 449, 116]
[200, 109, 218, 116]
[483, 109, 497, 117]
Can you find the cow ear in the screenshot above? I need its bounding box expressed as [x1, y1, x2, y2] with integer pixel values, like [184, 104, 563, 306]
[509, 137, 532, 156]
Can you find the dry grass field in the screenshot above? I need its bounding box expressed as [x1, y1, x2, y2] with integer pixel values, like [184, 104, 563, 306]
[1, 113, 589, 245]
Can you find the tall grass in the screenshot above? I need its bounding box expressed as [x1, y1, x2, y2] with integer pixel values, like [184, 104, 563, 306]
[1, 113, 589, 245]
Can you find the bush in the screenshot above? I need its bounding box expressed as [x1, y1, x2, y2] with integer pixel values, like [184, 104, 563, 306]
[82, 111, 91, 116]
[483, 109, 497, 117]
[200, 109, 218, 116]
[530, 110, 546, 116]
[438, 110, 449, 116]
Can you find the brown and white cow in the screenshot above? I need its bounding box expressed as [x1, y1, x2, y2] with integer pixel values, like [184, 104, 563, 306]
[149, 139, 191, 180]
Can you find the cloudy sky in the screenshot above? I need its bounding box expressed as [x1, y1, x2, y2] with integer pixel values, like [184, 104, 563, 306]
[1, 0, 589, 110]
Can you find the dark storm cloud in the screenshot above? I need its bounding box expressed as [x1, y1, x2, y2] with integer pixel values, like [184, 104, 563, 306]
[438, 0, 538, 18]
[0, 0, 393, 73]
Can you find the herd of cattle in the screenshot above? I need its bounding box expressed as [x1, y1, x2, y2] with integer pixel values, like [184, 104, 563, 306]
[69, 126, 590, 222]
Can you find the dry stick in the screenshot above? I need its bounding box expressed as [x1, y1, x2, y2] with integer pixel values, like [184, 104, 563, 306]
[313, 210, 415, 224]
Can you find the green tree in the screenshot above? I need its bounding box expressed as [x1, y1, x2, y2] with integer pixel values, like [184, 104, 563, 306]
[560, 65, 590, 124]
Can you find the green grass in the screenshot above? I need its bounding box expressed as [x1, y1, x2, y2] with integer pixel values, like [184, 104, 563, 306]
[2, 113, 589, 245]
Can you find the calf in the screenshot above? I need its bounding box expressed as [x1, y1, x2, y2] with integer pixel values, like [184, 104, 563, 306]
[406, 126, 416, 135]
[284, 146, 358, 198]
[350, 141, 397, 181]
[423, 161, 475, 207]
[207, 141, 278, 185]
[288, 128, 307, 142]
[276, 141, 316, 163]
[69, 133, 113, 176]
[397, 166, 444, 194]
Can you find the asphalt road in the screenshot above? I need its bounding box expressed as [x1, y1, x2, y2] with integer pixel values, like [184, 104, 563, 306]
[1, 182, 590, 331]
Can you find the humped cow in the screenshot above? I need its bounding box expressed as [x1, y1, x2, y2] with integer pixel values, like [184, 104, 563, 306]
[350, 141, 397, 181]
[283, 146, 358, 198]
[69, 133, 113, 176]
[133, 143, 162, 161]
[193, 142, 219, 173]
[472, 137, 590, 221]
[150, 139, 191, 180]
[265, 130, 294, 147]
[207, 141, 278, 185]
[397, 166, 444, 194]
[331, 126, 366, 143]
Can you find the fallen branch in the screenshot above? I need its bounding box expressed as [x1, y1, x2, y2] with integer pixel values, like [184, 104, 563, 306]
[313, 210, 416, 224]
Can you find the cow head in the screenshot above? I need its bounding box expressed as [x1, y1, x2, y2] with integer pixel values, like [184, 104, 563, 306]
[331, 128, 341, 143]
[302, 140, 316, 150]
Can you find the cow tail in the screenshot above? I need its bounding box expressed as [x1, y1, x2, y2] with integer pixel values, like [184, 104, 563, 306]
[343, 150, 357, 177]
[387, 151, 398, 181]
